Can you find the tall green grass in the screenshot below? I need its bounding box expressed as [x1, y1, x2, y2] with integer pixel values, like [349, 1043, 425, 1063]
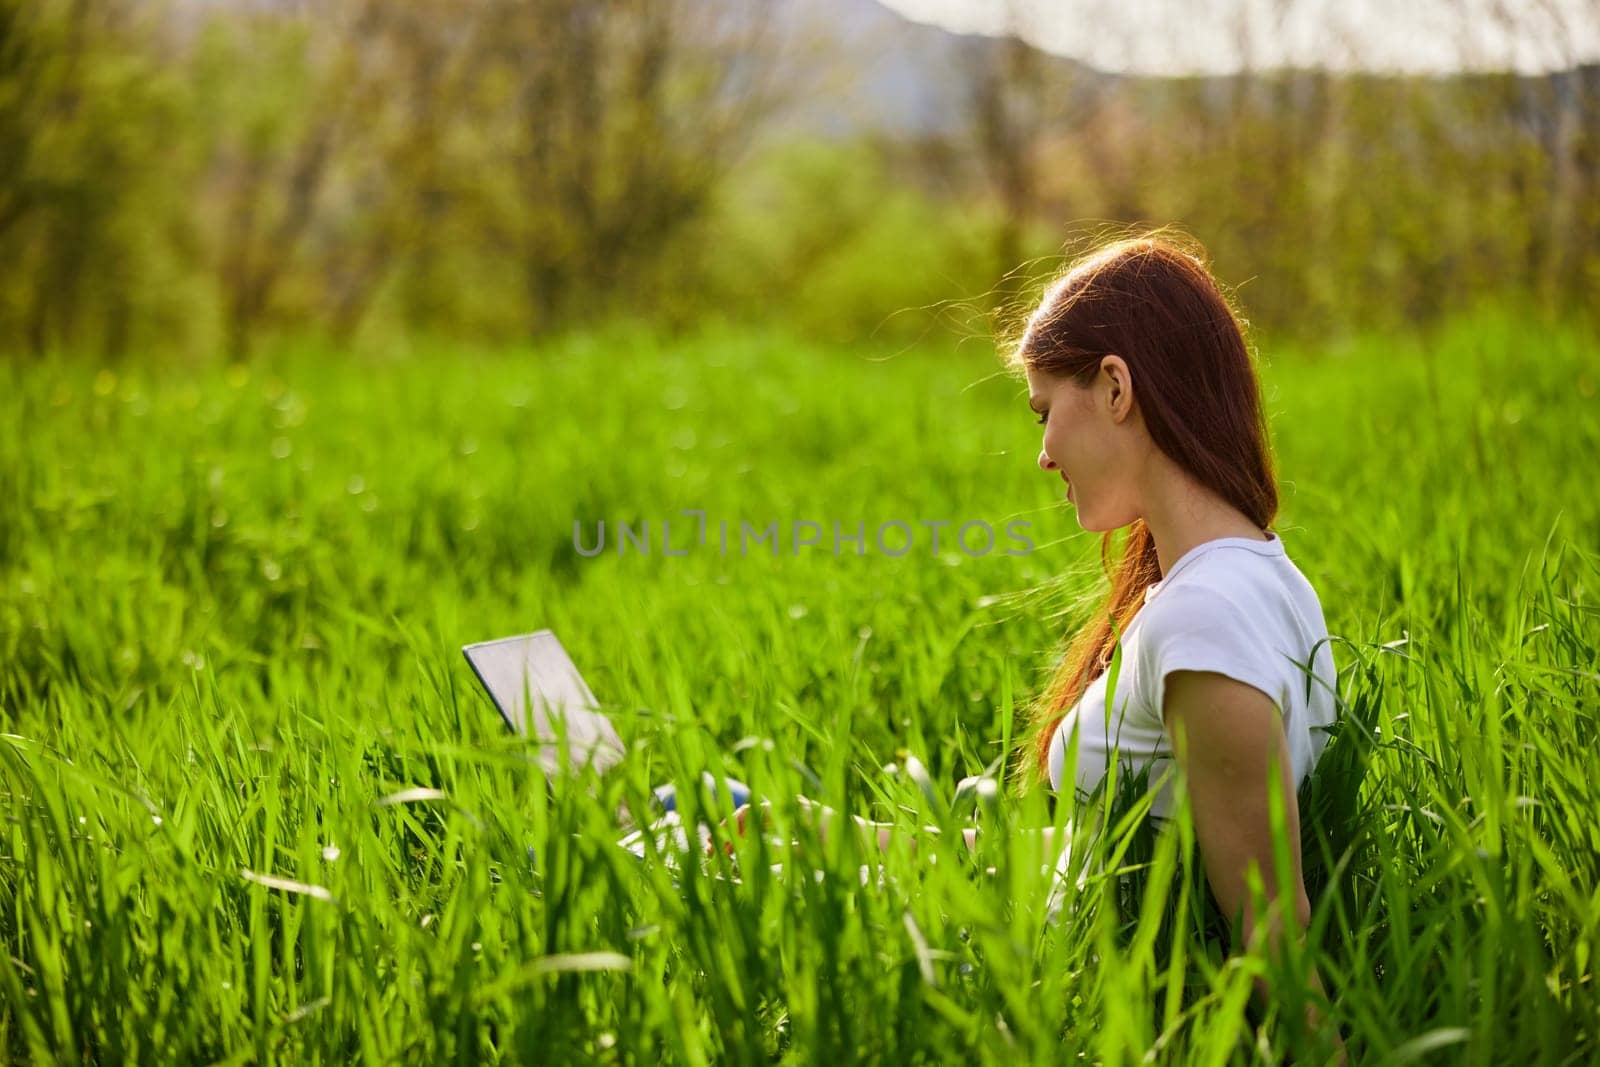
[1, 307, 1596, 1062]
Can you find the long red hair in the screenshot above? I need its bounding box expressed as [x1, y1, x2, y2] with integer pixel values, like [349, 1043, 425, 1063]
[1007, 232, 1279, 783]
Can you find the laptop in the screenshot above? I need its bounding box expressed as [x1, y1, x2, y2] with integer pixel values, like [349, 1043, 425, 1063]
[461, 630, 750, 862]
[460, 630, 626, 777]
[461, 632, 933, 888]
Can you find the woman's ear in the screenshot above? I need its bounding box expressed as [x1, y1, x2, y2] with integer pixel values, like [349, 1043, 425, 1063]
[1101, 354, 1134, 422]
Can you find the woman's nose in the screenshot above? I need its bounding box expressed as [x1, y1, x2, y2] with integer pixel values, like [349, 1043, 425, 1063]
[1038, 449, 1058, 472]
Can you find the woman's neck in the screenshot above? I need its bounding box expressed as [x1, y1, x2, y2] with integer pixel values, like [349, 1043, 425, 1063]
[1138, 460, 1271, 577]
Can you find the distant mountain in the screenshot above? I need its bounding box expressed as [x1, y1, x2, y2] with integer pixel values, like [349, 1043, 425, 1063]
[761, 0, 1595, 142]
[768, 0, 1108, 139]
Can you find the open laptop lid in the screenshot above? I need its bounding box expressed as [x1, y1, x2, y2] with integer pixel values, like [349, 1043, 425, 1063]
[461, 630, 625, 776]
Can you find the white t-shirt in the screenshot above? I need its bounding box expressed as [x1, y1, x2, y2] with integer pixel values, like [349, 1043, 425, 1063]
[1046, 531, 1339, 820]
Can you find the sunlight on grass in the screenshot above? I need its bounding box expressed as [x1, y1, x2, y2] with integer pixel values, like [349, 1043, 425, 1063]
[1, 308, 1596, 1061]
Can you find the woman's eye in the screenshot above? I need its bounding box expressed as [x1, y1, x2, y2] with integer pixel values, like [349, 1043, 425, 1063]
[1035, 411, 1048, 426]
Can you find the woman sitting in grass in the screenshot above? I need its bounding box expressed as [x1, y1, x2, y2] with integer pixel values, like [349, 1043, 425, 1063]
[730, 232, 1346, 1055]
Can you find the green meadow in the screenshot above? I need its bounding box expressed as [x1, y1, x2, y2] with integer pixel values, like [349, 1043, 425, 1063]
[2, 307, 1597, 1063]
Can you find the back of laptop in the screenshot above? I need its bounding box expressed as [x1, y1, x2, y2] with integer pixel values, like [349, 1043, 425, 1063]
[461, 631, 625, 776]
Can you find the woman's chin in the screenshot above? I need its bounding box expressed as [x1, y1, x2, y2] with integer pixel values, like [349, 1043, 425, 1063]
[1074, 504, 1120, 534]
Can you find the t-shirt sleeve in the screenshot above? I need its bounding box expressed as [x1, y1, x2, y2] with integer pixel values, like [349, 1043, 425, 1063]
[1137, 585, 1286, 723]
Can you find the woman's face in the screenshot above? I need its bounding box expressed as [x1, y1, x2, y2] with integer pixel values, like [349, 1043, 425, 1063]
[1025, 358, 1144, 532]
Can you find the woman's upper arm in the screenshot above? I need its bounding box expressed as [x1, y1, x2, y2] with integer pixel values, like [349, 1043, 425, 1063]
[1161, 669, 1311, 938]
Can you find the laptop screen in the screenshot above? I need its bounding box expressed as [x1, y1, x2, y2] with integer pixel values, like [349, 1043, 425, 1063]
[461, 631, 625, 775]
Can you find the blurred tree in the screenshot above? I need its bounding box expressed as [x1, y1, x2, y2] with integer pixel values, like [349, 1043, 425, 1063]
[0, 0, 186, 357]
[198, 0, 416, 358]
[949, 3, 1097, 310]
[479, 0, 791, 335]
[185, 0, 793, 353]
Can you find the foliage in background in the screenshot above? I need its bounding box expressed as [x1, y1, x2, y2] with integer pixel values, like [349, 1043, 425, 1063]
[1, 0, 1597, 359]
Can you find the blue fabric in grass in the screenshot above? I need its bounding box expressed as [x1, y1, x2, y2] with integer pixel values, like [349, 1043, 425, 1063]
[651, 773, 751, 814]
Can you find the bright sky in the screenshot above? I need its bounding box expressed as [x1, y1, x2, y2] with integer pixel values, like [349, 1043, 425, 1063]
[876, 0, 1600, 75]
